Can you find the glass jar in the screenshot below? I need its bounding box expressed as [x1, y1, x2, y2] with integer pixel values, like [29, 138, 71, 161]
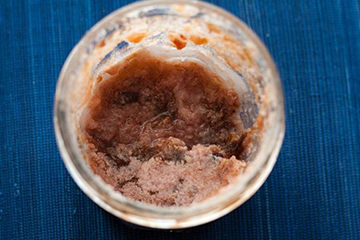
[54, 0, 285, 229]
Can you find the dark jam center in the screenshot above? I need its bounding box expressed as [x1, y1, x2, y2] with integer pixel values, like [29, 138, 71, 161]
[83, 54, 244, 166]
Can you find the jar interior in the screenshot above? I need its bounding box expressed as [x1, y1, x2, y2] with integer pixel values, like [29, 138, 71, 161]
[55, 0, 284, 228]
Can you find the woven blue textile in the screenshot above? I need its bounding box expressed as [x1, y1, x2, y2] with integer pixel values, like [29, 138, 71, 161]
[1, 0, 359, 239]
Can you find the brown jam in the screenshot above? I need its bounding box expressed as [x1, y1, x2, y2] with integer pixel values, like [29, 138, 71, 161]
[81, 50, 247, 206]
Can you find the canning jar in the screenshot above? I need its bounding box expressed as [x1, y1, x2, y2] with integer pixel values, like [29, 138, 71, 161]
[54, 0, 285, 229]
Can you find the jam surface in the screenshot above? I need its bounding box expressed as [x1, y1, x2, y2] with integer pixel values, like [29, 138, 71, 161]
[81, 50, 247, 206]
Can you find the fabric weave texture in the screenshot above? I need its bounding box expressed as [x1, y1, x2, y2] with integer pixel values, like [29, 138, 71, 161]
[0, 0, 359, 239]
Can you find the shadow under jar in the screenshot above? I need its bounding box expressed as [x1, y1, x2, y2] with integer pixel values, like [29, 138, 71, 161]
[54, 0, 285, 229]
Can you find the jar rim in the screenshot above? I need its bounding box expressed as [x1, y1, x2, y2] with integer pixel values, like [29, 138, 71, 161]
[54, 0, 285, 229]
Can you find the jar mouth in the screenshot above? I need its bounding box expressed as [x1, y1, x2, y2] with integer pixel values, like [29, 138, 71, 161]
[54, 0, 285, 229]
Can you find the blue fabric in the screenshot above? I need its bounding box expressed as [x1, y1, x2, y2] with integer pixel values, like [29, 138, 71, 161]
[1, 0, 359, 239]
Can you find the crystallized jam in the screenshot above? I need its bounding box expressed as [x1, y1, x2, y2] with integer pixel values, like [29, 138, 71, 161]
[80, 50, 247, 206]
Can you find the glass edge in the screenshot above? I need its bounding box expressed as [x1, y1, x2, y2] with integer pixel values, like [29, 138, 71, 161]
[53, 0, 286, 229]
